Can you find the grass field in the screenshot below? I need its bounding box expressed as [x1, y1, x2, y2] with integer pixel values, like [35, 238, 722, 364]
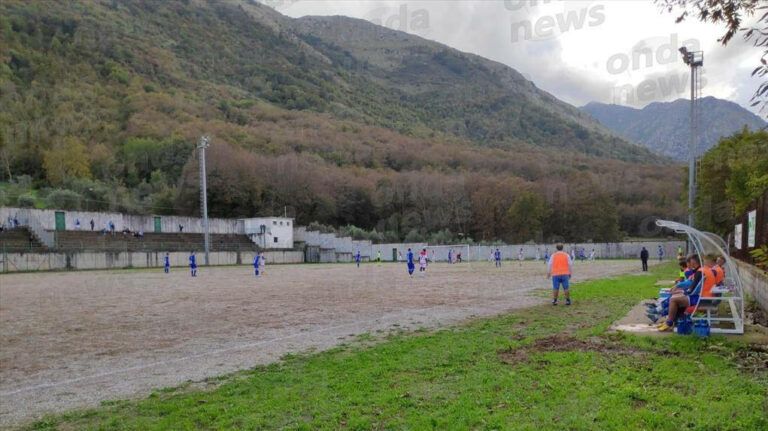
[23, 264, 768, 430]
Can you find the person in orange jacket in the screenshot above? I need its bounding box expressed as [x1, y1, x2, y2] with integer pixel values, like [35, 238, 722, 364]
[547, 243, 573, 306]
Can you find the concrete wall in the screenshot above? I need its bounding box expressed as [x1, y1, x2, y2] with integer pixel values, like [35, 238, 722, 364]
[464, 241, 684, 262]
[734, 259, 768, 313]
[0, 250, 303, 272]
[293, 226, 685, 264]
[365, 241, 685, 262]
[0, 207, 241, 234]
[243, 217, 294, 249]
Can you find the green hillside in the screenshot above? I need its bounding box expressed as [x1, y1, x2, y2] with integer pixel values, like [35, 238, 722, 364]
[0, 0, 683, 242]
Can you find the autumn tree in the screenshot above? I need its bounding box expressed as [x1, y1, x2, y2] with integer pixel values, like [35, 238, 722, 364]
[42, 137, 92, 186]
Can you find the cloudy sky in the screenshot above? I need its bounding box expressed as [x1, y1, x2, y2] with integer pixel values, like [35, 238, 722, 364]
[262, 0, 763, 116]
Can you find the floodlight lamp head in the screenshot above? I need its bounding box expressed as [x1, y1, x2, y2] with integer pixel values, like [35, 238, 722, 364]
[679, 46, 691, 65]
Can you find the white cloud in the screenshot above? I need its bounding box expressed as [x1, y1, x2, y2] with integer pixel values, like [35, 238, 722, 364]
[266, 0, 764, 116]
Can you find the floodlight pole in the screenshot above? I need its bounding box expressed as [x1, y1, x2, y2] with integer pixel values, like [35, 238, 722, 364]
[688, 60, 695, 229]
[198, 135, 211, 266]
[679, 47, 702, 229]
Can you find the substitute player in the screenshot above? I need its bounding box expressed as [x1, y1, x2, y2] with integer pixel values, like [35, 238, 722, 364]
[547, 243, 572, 306]
[406, 248, 415, 277]
[189, 251, 197, 277]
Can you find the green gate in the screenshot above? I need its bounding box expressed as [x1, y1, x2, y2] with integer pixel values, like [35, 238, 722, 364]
[392, 248, 397, 261]
[54, 212, 66, 231]
[153, 216, 162, 233]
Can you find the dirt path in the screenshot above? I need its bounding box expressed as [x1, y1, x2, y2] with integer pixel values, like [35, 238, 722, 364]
[0, 260, 651, 428]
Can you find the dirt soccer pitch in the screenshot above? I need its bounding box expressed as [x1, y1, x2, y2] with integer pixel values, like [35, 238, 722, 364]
[0, 260, 652, 427]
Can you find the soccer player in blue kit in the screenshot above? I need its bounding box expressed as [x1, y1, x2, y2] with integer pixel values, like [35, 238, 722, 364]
[406, 248, 415, 277]
[253, 253, 261, 277]
[356, 250, 361, 267]
[164, 252, 170, 274]
[189, 251, 197, 277]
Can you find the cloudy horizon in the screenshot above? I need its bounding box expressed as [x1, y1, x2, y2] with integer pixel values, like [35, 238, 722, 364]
[261, 0, 764, 117]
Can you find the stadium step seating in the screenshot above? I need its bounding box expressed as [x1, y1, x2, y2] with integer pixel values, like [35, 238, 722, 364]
[0, 227, 45, 252]
[54, 230, 258, 252]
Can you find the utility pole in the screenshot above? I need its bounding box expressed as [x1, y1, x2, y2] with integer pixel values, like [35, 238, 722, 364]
[198, 135, 211, 265]
[679, 47, 703, 228]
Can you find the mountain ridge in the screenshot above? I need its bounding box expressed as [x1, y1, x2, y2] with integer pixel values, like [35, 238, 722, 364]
[581, 97, 766, 160]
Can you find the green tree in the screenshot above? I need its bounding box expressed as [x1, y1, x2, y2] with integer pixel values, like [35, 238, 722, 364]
[697, 128, 768, 234]
[508, 191, 550, 243]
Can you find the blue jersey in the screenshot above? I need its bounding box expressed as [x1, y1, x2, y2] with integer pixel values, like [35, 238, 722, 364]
[189, 255, 196, 266]
[407, 251, 414, 264]
[494, 251, 501, 260]
[356, 253, 361, 262]
[164, 256, 170, 266]
[254, 255, 261, 267]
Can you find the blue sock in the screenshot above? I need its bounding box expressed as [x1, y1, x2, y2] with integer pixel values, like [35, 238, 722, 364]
[666, 320, 673, 326]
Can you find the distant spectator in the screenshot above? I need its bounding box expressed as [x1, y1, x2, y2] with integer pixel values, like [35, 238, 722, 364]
[108, 221, 115, 234]
[89, 219, 95, 231]
[75, 219, 81, 230]
[13, 217, 18, 227]
[657, 245, 664, 262]
[179, 224, 184, 232]
[137, 230, 144, 239]
[640, 247, 649, 272]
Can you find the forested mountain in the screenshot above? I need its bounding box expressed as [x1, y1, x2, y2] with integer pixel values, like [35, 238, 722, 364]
[582, 98, 766, 161]
[0, 0, 683, 242]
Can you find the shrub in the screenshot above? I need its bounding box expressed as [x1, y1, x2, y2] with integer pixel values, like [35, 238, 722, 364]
[46, 189, 82, 210]
[16, 193, 35, 208]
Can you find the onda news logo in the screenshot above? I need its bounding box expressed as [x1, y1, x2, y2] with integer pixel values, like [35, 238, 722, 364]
[365, 4, 430, 37]
[505, 0, 605, 43]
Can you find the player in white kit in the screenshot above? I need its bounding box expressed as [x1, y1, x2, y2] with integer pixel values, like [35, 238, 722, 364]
[419, 252, 428, 276]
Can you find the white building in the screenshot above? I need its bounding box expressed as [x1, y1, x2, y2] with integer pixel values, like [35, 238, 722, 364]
[241, 217, 294, 249]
